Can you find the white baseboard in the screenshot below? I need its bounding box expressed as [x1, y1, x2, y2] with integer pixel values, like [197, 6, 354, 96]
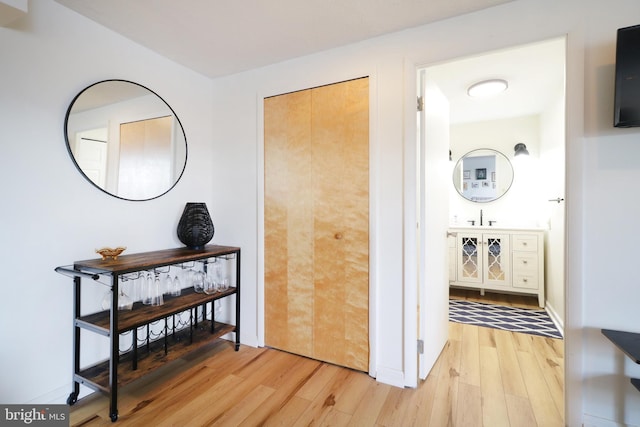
[26, 385, 69, 405]
[26, 383, 93, 405]
[375, 367, 405, 388]
[583, 413, 638, 427]
[545, 300, 564, 338]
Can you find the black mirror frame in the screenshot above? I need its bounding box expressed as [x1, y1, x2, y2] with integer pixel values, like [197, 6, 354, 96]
[63, 79, 188, 202]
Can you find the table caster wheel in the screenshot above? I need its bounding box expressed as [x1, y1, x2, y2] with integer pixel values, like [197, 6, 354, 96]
[110, 412, 118, 422]
[66, 393, 78, 405]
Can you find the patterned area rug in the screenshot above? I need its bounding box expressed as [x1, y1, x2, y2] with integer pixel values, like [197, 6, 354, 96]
[449, 299, 563, 339]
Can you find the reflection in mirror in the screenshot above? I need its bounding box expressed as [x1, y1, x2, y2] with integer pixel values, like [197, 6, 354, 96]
[453, 149, 513, 203]
[64, 80, 187, 201]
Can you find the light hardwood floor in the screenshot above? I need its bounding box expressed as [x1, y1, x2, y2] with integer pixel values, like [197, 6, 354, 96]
[69, 290, 563, 426]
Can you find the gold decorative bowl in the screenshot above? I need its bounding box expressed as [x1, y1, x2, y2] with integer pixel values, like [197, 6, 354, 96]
[96, 247, 127, 260]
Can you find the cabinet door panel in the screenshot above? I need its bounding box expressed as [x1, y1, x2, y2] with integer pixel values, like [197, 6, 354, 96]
[457, 234, 482, 283]
[484, 234, 510, 285]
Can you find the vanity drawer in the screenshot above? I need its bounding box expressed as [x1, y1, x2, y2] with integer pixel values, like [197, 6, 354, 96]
[512, 235, 538, 252]
[513, 271, 539, 290]
[512, 251, 538, 289]
[512, 252, 538, 272]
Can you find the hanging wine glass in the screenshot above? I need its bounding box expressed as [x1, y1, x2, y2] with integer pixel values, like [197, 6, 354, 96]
[151, 273, 164, 306]
[131, 274, 142, 302]
[101, 290, 112, 311]
[171, 274, 182, 297]
[142, 272, 154, 305]
[164, 274, 173, 296]
[117, 283, 133, 310]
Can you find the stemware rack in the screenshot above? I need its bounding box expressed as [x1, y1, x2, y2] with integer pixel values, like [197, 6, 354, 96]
[55, 245, 241, 422]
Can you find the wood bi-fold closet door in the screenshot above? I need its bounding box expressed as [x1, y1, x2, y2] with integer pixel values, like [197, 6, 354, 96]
[264, 77, 369, 372]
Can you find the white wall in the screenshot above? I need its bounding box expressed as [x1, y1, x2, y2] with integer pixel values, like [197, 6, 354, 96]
[0, 1, 215, 404]
[449, 115, 543, 228]
[581, 3, 640, 425]
[4, 0, 640, 425]
[208, 0, 640, 425]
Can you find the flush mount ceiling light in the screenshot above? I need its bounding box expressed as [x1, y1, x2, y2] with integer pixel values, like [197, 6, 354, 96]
[467, 79, 508, 98]
[514, 143, 530, 156]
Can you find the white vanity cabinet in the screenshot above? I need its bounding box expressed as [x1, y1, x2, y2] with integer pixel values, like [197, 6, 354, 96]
[449, 227, 545, 307]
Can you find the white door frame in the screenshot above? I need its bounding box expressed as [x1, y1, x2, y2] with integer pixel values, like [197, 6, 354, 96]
[403, 36, 571, 391]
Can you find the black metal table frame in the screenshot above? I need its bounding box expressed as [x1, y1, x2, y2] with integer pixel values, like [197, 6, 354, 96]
[56, 248, 241, 422]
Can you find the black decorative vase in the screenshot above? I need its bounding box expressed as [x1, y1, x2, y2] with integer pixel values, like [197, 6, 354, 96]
[177, 203, 215, 249]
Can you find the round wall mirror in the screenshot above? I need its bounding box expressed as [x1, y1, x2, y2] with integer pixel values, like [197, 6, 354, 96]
[452, 149, 513, 203]
[64, 79, 187, 201]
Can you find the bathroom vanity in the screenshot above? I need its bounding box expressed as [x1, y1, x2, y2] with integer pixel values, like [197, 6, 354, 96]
[448, 227, 545, 307]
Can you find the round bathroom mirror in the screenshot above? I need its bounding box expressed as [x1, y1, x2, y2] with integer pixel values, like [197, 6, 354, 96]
[64, 79, 187, 201]
[452, 149, 513, 203]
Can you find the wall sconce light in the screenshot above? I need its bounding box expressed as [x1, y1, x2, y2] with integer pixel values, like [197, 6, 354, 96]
[467, 79, 508, 98]
[514, 143, 529, 157]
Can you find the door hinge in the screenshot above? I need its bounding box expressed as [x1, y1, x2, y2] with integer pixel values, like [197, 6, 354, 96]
[417, 339, 424, 354]
[417, 96, 424, 112]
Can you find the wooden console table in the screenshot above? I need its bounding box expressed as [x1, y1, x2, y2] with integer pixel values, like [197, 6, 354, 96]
[56, 245, 240, 422]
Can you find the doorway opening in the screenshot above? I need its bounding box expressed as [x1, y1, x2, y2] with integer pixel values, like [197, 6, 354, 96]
[416, 36, 567, 421]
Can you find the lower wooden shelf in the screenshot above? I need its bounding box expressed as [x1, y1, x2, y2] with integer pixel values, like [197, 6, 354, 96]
[78, 287, 237, 334]
[76, 319, 235, 392]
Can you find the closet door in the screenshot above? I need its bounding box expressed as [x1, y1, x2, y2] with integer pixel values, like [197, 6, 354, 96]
[119, 116, 172, 199]
[264, 89, 314, 359]
[264, 78, 369, 372]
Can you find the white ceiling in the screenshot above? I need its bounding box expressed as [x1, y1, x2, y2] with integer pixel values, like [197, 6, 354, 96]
[55, 0, 513, 79]
[425, 37, 566, 123]
[54, 0, 564, 124]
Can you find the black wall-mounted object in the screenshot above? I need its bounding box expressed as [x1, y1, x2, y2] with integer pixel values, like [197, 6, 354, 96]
[614, 24, 640, 128]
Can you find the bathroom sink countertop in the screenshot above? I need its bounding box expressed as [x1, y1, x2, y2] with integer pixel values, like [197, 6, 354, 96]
[448, 225, 548, 231]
